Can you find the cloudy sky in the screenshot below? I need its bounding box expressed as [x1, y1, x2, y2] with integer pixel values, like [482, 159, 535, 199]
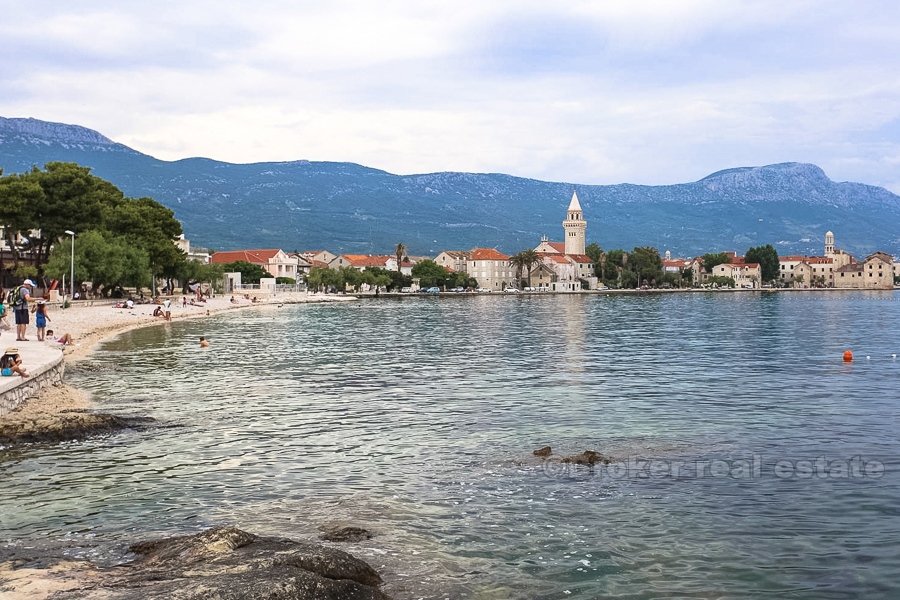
[3, 1, 900, 191]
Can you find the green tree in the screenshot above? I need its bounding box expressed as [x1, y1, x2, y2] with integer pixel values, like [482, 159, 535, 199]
[411, 259, 450, 288]
[365, 267, 411, 291]
[585, 242, 606, 279]
[508, 249, 540, 288]
[46, 229, 149, 295]
[102, 195, 185, 292]
[707, 275, 736, 288]
[19, 162, 134, 281]
[0, 172, 45, 271]
[745, 244, 779, 282]
[701, 252, 731, 273]
[629, 246, 663, 287]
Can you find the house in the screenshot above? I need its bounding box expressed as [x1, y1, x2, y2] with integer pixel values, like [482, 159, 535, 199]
[210, 249, 299, 280]
[435, 251, 471, 273]
[834, 252, 894, 289]
[175, 235, 210, 264]
[469, 248, 513, 291]
[299, 250, 337, 265]
[711, 263, 762, 288]
[779, 232, 855, 287]
[329, 254, 412, 275]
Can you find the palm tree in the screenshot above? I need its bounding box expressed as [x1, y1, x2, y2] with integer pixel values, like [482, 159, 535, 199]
[509, 252, 527, 288]
[394, 243, 406, 273]
[519, 248, 540, 288]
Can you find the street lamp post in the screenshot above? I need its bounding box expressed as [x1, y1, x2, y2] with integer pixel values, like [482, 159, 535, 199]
[64, 230, 75, 300]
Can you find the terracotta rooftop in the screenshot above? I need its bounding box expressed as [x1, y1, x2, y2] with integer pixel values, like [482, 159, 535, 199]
[210, 249, 284, 264]
[471, 248, 510, 261]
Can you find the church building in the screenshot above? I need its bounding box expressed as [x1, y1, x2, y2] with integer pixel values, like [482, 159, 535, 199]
[533, 191, 597, 291]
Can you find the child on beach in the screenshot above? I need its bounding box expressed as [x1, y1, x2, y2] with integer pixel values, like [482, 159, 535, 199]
[32, 300, 50, 341]
[1, 348, 30, 378]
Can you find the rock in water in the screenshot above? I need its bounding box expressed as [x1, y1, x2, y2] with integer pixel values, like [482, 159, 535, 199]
[561, 450, 611, 465]
[35, 526, 392, 599]
[320, 525, 374, 542]
[533, 446, 552, 457]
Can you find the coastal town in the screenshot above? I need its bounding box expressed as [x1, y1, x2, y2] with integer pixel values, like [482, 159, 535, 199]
[2, 190, 896, 304]
[200, 192, 897, 294]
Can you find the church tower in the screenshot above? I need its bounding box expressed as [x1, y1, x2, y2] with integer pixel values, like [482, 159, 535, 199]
[562, 191, 587, 255]
[824, 230, 834, 256]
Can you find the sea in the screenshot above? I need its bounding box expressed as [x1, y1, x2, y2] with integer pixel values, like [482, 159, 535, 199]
[2, 290, 899, 599]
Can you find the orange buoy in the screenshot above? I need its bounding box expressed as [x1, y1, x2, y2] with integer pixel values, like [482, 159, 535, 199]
[843, 350, 853, 362]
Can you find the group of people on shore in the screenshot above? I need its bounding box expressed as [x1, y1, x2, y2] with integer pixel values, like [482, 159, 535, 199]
[1, 280, 76, 344]
[0, 280, 78, 380]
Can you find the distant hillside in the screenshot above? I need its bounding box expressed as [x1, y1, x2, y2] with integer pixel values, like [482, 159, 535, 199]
[1, 116, 898, 258]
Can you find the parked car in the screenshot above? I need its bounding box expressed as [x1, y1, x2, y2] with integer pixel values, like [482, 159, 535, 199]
[450, 286, 465, 292]
[425, 287, 441, 293]
[504, 287, 520, 293]
[598, 285, 609, 290]
[400, 287, 412, 293]
[476, 287, 492, 293]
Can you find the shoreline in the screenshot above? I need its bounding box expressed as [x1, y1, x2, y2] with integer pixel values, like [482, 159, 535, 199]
[1, 292, 355, 422]
[0, 292, 376, 600]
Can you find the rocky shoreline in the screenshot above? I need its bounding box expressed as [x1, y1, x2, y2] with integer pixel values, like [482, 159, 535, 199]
[0, 293, 401, 600]
[0, 526, 392, 599]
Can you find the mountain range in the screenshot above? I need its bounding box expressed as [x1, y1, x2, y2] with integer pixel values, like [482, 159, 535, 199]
[1, 116, 898, 259]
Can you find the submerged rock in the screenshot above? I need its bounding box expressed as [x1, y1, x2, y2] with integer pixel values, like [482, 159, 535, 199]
[533, 446, 552, 457]
[561, 450, 611, 465]
[0, 413, 155, 445]
[320, 525, 374, 543]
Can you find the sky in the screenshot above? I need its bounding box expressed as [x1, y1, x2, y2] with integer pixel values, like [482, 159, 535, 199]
[3, 1, 900, 192]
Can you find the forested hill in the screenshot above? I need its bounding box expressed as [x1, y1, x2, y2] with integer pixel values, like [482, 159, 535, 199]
[2, 116, 899, 258]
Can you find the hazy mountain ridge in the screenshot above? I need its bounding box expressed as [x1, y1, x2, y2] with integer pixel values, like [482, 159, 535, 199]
[1, 117, 898, 257]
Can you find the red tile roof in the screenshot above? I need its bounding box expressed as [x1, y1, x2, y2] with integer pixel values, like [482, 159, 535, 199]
[348, 255, 392, 268]
[471, 248, 510, 260]
[210, 249, 283, 264]
[546, 242, 566, 254]
[566, 254, 594, 263]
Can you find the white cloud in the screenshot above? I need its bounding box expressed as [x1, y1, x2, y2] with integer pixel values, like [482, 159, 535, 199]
[1, 1, 900, 192]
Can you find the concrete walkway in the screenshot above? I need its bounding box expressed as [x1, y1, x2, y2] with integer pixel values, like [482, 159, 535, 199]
[0, 340, 67, 417]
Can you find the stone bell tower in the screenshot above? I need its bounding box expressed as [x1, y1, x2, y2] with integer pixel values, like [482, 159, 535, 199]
[562, 191, 587, 255]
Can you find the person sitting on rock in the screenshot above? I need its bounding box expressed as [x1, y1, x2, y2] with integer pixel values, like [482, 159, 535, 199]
[1, 347, 30, 377]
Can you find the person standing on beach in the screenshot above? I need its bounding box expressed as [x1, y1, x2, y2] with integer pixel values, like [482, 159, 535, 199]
[12, 280, 34, 341]
[32, 300, 50, 341]
[163, 298, 171, 321]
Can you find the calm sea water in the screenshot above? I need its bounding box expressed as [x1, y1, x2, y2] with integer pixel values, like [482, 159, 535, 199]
[2, 291, 900, 598]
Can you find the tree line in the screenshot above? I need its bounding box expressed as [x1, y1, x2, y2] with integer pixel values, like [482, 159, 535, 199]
[0, 162, 220, 296]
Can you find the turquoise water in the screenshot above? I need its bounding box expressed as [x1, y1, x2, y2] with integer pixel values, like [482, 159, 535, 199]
[2, 291, 900, 598]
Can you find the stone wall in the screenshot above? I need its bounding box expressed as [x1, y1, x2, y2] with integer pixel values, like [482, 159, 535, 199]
[0, 353, 65, 417]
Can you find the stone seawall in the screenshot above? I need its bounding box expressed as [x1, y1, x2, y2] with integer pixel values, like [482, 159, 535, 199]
[0, 350, 65, 418]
